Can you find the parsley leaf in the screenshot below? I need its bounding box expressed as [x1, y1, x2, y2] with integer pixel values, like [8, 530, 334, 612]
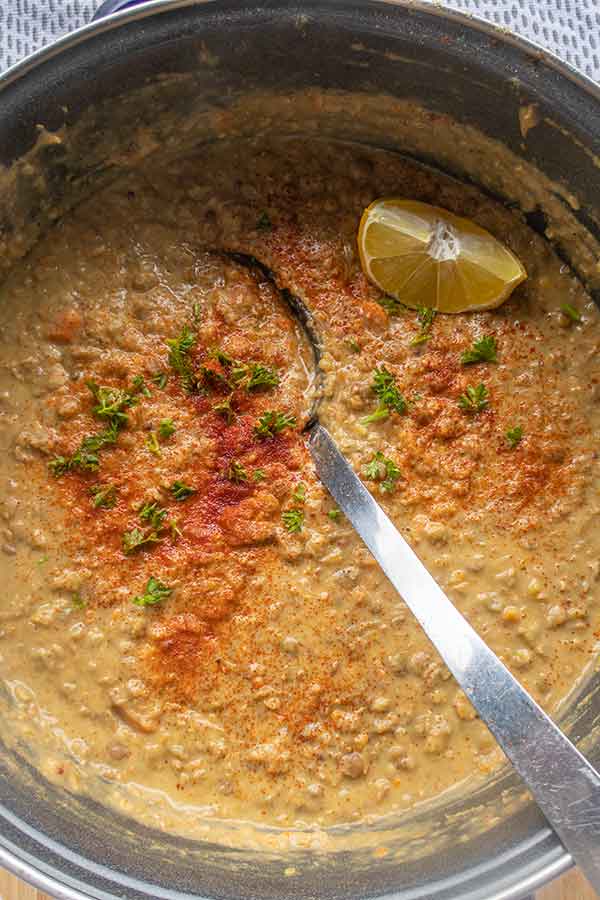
[411, 306, 437, 346]
[458, 383, 489, 413]
[460, 335, 498, 365]
[213, 396, 236, 424]
[506, 425, 523, 448]
[363, 451, 402, 493]
[151, 372, 168, 389]
[147, 432, 161, 456]
[166, 326, 198, 392]
[132, 576, 172, 607]
[227, 460, 248, 483]
[256, 211, 272, 231]
[131, 375, 151, 397]
[50, 376, 147, 477]
[80, 421, 120, 453]
[170, 480, 196, 501]
[282, 508, 304, 533]
[347, 337, 361, 353]
[204, 350, 278, 393]
[253, 468, 266, 482]
[89, 483, 118, 509]
[123, 500, 179, 555]
[122, 527, 162, 555]
[139, 501, 168, 530]
[292, 483, 306, 503]
[245, 363, 280, 392]
[254, 411, 297, 439]
[200, 364, 232, 390]
[86, 380, 138, 425]
[48, 455, 75, 476]
[561, 303, 582, 323]
[49, 448, 100, 476]
[209, 347, 235, 367]
[328, 508, 342, 520]
[377, 296, 405, 316]
[158, 418, 175, 440]
[362, 366, 407, 425]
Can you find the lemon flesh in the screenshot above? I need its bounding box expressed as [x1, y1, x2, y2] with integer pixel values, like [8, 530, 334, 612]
[358, 199, 527, 313]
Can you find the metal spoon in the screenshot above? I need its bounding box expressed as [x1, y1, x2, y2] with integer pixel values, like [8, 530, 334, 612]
[232, 253, 600, 894]
[309, 422, 600, 894]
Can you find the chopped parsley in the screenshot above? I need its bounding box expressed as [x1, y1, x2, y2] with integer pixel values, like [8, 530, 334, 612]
[209, 347, 235, 367]
[254, 410, 297, 439]
[363, 451, 402, 493]
[50, 376, 148, 476]
[377, 295, 405, 316]
[122, 527, 163, 555]
[282, 508, 304, 533]
[170, 480, 196, 501]
[48, 424, 117, 476]
[213, 396, 235, 424]
[48, 456, 71, 476]
[131, 375, 151, 397]
[72, 593, 87, 609]
[169, 518, 182, 540]
[132, 576, 173, 607]
[158, 418, 175, 440]
[200, 364, 232, 390]
[49, 451, 99, 476]
[362, 366, 407, 425]
[506, 425, 524, 448]
[209, 351, 279, 394]
[123, 499, 180, 555]
[292, 483, 306, 503]
[561, 303, 582, 323]
[151, 372, 168, 389]
[328, 508, 342, 520]
[460, 335, 498, 365]
[139, 501, 168, 530]
[82, 421, 120, 450]
[86, 379, 139, 425]
[245, 363, 280, 392]
[202, 349, 279, 395]
[458, 383, 489, 414]
[166, 326, 198, 392]
[227, 460, 248, 483]
[410, 306, 437, 346]
[347, 337, 361, 354]
[253, 468, 266, 482]
[89, 483, 118, 509]
[256, 211, 272, 231]
[147, 432, 161, 456]
[192, 302, 202, 325]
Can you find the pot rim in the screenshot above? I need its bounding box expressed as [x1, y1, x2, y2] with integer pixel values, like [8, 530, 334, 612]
[2, 0, 600, 104]
[0, 1, 597, 898]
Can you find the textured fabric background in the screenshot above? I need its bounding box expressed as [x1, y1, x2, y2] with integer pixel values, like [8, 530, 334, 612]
[0, 0, 599, 80]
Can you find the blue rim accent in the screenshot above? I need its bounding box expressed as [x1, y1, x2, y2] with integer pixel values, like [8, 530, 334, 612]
[94, 0, 147, 20]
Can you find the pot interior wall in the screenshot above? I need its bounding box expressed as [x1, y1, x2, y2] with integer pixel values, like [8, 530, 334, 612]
[1, 3, 600, 899]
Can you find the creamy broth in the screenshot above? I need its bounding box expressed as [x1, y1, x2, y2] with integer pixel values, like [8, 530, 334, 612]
[0, 138, 599, 834]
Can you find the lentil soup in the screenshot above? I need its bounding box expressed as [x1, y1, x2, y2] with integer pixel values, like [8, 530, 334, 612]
[1, 137, 599, 835]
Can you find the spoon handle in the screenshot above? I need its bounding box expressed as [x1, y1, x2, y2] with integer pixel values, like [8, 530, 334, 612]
[309, 423, 600, 892]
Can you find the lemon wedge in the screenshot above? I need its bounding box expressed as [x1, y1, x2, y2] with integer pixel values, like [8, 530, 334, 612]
[358, 198, 526, 313]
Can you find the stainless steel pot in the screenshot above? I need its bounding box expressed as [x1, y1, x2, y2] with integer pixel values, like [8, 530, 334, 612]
[1, 3, 600, 898]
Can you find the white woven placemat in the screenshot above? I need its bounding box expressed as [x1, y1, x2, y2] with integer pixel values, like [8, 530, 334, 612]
[0, 0, 599, 81]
